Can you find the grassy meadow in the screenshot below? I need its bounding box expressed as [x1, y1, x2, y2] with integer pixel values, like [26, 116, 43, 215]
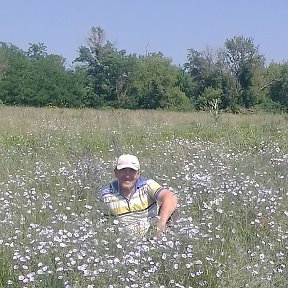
[0, 106, 287, 288]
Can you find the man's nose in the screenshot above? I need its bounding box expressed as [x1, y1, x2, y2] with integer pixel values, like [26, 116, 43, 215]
[124, 172, 132, 177]
[124, 170, 134, 176]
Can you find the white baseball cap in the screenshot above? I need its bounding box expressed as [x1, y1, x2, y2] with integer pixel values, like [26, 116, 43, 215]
[116, 154, 140, 170]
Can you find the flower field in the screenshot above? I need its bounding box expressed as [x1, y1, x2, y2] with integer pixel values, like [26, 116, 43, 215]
[0, 106, 287, 288]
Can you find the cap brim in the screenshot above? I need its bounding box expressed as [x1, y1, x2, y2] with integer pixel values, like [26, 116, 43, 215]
[116, 164, 139, 170]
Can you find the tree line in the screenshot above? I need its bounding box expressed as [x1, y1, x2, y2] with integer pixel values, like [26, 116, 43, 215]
[0, 26, 287, 112]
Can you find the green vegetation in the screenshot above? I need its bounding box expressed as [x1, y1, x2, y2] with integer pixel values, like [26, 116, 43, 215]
[0, 106, 287, 287]
[1, 28, 288, 112]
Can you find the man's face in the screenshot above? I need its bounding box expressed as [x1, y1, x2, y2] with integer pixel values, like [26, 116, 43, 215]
[115, 167, 139, 193]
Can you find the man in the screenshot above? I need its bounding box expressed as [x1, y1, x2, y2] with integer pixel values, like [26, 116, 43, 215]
[98, 154, 178, 237]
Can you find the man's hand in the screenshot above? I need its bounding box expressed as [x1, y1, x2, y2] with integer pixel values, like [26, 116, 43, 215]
[156, 219, 166, 237]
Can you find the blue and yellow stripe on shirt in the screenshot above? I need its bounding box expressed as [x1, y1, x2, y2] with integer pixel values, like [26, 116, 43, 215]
[99, 176, 163, 220]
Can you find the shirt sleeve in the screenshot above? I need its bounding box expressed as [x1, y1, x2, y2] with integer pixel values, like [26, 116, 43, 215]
[145, 179, 164, 199]
[97, 183, 113, 216]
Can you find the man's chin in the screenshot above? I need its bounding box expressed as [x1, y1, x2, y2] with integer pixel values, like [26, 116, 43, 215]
[121, 182, 133, 189]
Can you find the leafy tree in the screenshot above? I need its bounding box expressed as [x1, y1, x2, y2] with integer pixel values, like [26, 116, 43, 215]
[27, 42, 48, 60]
[0, 42, 87, 107]
[3, 33, 286, 113]
[215, 59, 239, 112]
[165, 86, 195, 111]
[0, 42, 30, 105]
[25, 54, 85, 107]
[75, 27, 191, 110]
[175, 69, 196, 108]
[184, 47, 222, 110]
[0, 48, 7, 80]
[268, 62, 288, 111]
[128, 53, 192, 110]
[221, 36, 265, 108]
[71, 66, 96, 108]
[75, 26, 130, 108]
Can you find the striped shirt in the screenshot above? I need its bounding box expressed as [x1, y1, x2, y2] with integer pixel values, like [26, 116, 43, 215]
[99, 176, 164, 236]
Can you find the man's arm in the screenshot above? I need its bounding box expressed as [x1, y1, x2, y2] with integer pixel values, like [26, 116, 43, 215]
[156, 188, 178, 234]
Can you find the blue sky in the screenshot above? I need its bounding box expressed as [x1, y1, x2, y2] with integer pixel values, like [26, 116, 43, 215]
[1, 0, 288, 67]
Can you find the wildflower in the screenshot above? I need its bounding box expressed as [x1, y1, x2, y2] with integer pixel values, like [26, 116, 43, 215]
[166, 241, 174, 248]
[196, 270, 204, 276]
[216, 270, 222, 277]
[27, 272, 35, 281]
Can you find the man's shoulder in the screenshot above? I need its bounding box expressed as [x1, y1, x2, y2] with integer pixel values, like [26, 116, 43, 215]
[138, 176, 159, 185]
[136, 177, 162, 195]
[99, 180, 118, 197]
[136, 176, 157, 187]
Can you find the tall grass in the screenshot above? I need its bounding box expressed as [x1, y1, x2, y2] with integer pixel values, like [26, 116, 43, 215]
[0, 106, 287, 287]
